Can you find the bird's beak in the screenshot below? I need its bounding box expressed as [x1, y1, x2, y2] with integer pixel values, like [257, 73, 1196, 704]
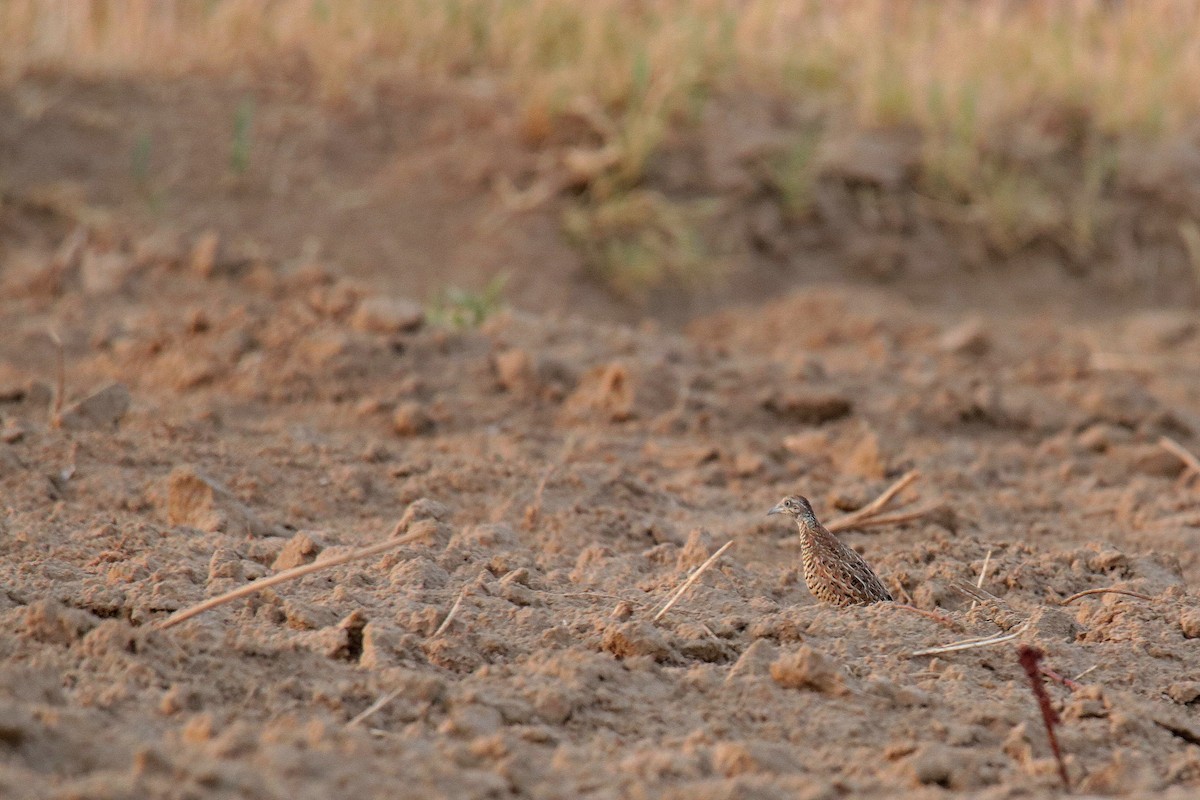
[766, 502, 784, 517]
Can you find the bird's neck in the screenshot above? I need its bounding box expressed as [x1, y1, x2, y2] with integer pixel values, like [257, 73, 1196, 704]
[795, 518, 833, 546]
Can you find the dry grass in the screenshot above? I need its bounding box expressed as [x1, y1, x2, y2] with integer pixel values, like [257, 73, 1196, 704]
[8, 2, 1199, 139]
[1060, 587, 1155, 605]
[652, 539, 734, 622]
[6, 1, 1200, 292]
[825, 470, 945, 533]
[157, 521, 435, 629]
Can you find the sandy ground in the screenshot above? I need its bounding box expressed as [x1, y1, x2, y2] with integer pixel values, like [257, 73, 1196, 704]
[3, 76, 1200, 799]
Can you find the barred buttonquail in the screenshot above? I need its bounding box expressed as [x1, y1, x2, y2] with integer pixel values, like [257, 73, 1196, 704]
[768, 495, 893, 606]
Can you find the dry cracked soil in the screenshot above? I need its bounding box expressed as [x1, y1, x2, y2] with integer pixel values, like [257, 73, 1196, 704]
[3, 75, 1200, 800]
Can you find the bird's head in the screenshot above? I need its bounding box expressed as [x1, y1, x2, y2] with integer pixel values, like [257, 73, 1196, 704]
[767, 495, 818, 523]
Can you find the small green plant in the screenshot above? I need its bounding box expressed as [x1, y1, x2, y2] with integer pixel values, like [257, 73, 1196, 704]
[130, 132, 165, 214]
[563, 189, 720, 299]
[428, 274, 508, 329]
[230, 97, 255, 175]
[131, 132, 152, 185]
[763, 130, 822, 221]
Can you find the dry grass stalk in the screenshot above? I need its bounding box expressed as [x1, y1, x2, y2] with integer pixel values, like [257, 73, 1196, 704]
[1038, 664, 1083, 693]
[1061, 587, 1154, 605]
[908, 617, 1032, 657]
[521, 464, 556, 527]
[345, 687, 404, 729]
[652, 540, 733, 622]
[840, 502, 945, 531]
[971, 548, 994, 611]
[433, 588, 467, 637]
[524, 434, 575, 526]
[827, 470, 919, 529]
[158, 522, 427, 629]
[826, 471, 940, 533]
[1159, 436, 1200, 481]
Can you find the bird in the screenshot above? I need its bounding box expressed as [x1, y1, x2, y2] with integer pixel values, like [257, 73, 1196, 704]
[768, 495, 893, 606]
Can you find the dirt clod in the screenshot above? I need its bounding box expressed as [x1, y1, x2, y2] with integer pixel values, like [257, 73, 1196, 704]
[769, 645, 848, 694]
[563, 362, 634, 422]
[602, 621, 674, 662]
[1180, 607, 1200, 639]
[351, 296, 425, 334]
[939, 318, 991, 357]
[763, 391, 852, 425]
[272, 531, 323, 570]
[493, 348, 540, 396]
[392, 402, 434, 436]
[165, 465, 274, 536]
[3, 88, 1200, 795]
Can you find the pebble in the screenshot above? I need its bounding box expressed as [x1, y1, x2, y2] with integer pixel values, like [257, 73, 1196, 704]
[392, 402, 434, 436]
[351, 296, 425, 334]
[763, 391, 852, 425]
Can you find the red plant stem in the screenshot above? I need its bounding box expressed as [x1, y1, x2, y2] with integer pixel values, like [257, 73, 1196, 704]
[1039, 664, 1083, 693]
[1018, 645, 1070, 791]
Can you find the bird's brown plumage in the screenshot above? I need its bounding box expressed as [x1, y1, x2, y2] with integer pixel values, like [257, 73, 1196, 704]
[768, 495, 893, 606]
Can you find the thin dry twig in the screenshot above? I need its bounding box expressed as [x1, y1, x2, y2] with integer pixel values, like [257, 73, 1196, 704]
[433, 588, 467, 637]
[1018, 645, 1071, 790]
[524, 434, 576, 526]
[827, 470, 920, 532]
[158, 522, 425, 629]
[532, 465, 555, 509]
[1073, 665, 1099, 682]
[908, 617, 1032, 657]
[652, 540, 734, 622]
[835, 502, 944, 531]
[1061, 587, 1154, 605]
[345, 687, 404, 729]
[971, 548, 994, 611]
[1159, 436, 1200, 476]
[1039, 664, 1084, 693]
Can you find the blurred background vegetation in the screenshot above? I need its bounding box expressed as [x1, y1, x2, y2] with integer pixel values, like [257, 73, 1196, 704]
[4, 0, 1200, 313]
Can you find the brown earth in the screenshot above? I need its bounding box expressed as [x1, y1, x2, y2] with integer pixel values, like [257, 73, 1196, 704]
[3, 74, 1200, 799]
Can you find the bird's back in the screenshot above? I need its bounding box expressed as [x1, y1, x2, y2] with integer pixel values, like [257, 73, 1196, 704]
[799, 522, 893, 606]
